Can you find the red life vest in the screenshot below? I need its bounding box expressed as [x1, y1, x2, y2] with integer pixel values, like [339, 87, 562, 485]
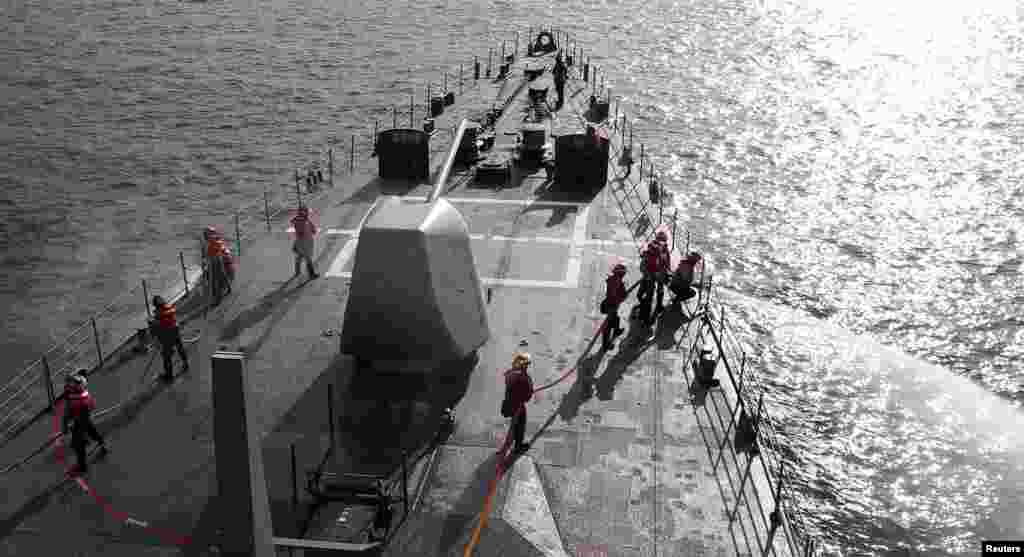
[643, 241, 669, 273]
[605, 275, 627, 306]
[504, 368, 534, 409]
[65, 389, 96, 419]
[156, 303, 177, 329]
[206, 238, 227, 258]
[291, 215, 316, 239]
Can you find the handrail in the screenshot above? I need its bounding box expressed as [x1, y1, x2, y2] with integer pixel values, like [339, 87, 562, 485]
[427, 118, 472, 204]
[0, 33, 521, 450]
[585, 75, 821, 555]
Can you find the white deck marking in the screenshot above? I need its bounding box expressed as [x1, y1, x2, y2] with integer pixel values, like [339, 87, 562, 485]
[563, 205, 591, 288]
[326, 237, 359, 277]
[321, 204, 620, 287]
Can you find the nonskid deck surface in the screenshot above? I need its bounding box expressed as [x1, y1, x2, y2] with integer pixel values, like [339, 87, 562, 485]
[0, 52, 786, 557]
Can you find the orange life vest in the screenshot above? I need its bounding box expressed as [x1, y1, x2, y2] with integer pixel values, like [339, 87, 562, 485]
[156, 303, 177, 329]
[206, 238, 227, 258]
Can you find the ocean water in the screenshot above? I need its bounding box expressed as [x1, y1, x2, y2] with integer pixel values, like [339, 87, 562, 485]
[0, 0, 1020, 554]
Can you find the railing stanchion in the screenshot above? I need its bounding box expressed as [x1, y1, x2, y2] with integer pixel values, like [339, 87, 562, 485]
[329, 147, 335, 187]
[264, 191, 271, 231]
[180, 252, 190, 295]
[41, 355, 54, 412]
[142, 279, 151, 319]
[291, 443, 299, 509]
[350, 135, 355, 173]
[402, 450, 409, 515]
[327, 383, 335, 453]
[90, 317, 103, 372]
[234, 212, 241, 257]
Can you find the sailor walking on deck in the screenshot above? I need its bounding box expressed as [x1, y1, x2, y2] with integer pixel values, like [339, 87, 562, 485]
[552, 54, 568, 109]
[501, 353, 534, 455]
[202, 226, 233, 306]
[290, 206, 319, 280]
[151, 296, 189, 381]
[601, 263, 628, 351]
[62, 372, 107, 476]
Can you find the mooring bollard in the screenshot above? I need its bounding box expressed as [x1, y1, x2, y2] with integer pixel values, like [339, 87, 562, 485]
[90, 317, 103, 372]
[142, 279, 151, 319]
[178, 251, 189, 296]
[264, 191, 271, 231]
[41, 355, 54, 412]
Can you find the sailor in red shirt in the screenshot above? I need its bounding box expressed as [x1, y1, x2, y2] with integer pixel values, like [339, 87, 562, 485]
[501, 352, 534, 455]
[601, 262, 628, 351]
[638, 229, 671, 325]
[62, 372, 107, 475]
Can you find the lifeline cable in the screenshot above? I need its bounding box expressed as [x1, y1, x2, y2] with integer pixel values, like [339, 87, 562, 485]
[51, 399, 194, 546]
[463, 279, 643, 557]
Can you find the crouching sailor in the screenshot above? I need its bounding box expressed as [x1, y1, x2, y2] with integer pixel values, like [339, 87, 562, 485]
[669, 252, 702, 306]
[62, 372, 107, 476]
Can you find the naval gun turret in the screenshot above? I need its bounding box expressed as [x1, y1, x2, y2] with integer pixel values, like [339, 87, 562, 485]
[340, 120, 489, 374]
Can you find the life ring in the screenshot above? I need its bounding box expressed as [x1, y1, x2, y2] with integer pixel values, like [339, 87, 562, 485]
[532, 31, 556, 55]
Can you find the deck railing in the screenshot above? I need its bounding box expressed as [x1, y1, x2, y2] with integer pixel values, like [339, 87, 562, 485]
[585, 76, 821, 556]
[0, 31, 530, 449]
[1, 25, 822, 556]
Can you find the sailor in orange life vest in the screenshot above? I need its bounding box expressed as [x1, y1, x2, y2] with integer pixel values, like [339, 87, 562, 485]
[601, 262, 628, 351]
[501, 353, 535, 455]
[290, 206, 320, 279]
[202, 226, 234, 305]
[637, 230, 671, 326]
[150, 296, 189, 381]
[62, 372, 107, 476]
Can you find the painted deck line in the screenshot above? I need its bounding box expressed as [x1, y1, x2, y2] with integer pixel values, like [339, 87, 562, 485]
[563, 205, 591, 289]
[326, 237, 359, 277]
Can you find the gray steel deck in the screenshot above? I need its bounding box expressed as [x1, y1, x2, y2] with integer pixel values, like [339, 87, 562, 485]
[0, 52, 792, 557]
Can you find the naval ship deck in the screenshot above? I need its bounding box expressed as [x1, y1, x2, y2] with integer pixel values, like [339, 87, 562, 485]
[0, 48, 797, 557]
